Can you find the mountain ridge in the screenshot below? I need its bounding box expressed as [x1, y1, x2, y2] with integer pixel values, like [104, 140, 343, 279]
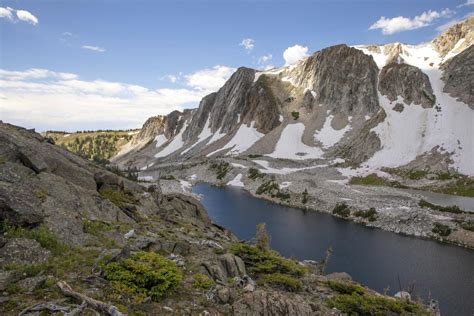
[113, 16, 473, 177]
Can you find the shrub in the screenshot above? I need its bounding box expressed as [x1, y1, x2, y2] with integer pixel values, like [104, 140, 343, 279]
[0, 156, 6, 164]
[291, 111, 299, 120]
[302, 189, 309, 204]
[256, 223, 270, 252]
[349, 173, 406, 188]
[326, 292, 429, 315]
[99, 188, 137, 208]
[256, 181, 279, 195]
[193, 273, 214, 290]
[230, 243, 306, 277]
[458, 220, 474, 232]
[248, 154, 262, 158]
[104, 251, 182, 301]
[353, 208, 377, 221]
[432, 222, 452, 236]
[328, 280, 364, 295]
[209, 161, 230, 180]
[257, 273, 302, 292]
[406, 170, 428, 180]
[332, 202, 350, 218]
[248, 168, 265, 180]
[160, 175, 176, 180]
[83, 219, 113, 235]
[419, 199, 463, 214]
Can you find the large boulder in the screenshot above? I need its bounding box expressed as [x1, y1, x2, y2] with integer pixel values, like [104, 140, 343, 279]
[0, 238, 51, 266]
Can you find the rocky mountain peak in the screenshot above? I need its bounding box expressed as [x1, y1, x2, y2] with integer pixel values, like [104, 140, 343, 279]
[433, 15, 474, 58]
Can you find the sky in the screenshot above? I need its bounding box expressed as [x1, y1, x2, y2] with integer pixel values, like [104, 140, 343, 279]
[0, 0, 472, 131]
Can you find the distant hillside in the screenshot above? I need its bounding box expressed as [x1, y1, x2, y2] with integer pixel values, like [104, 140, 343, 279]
[45, 130, 139, 164]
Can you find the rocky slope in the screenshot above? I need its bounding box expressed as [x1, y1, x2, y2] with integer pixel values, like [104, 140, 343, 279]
[0, 122, 436, 315]
[114, 17, 473, 180]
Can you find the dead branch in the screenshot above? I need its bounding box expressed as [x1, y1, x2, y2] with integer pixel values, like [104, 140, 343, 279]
[18, 302, 70, 315]
[57, 281, 124, 316]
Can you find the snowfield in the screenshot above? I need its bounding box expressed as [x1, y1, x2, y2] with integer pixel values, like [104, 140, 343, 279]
[155, 121, 189, 158]
[207, 122, 263, 157]
[314, 115, 351, 148]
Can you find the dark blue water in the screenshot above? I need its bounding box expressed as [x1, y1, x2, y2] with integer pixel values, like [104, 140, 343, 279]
[193, 183, 474, 316]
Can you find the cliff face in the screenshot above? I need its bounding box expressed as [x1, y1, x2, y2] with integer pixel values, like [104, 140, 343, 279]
[441, 45, 474, 109]
[114, 17, 473, 176]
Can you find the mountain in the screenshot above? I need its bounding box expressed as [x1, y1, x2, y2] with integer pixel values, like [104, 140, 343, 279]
[113, 17, 473, 177]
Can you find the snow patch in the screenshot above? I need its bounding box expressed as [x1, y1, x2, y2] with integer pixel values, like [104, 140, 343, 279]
[231, 163, 247, 169]
[268, 123, 323, 160]
[279, 181, 292, 189]
[227, 174, 244, 187]
[207, 122, 263, 157]
[314, 115, 351, 148]
[179, 179, 191, 191]
[253, 159, 325, 174]
[155, 121, 189, 158]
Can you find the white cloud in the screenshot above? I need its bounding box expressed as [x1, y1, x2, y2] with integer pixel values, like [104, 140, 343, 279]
[82, 45, 106, 53]
[0, 68, 208, 131]
[62, 32, 72, 36]
[283, 45, 309, 66]
[463, 0, 474, 5]
[16, 9, 38, 25]
[0, 7, 14, 20]
[1, 7, 38, 25]
[258, 54, 273, 65]
[239, 38, 254, 52]
[369, 9, 452, 35]
[185, 65, 236, 91]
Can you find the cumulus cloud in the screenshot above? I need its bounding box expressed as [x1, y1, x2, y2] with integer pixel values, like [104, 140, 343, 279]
[258, 54, 273, 64]
[0, 7, 14, 20]
[369, 9, 452, 35]
[0, 66, 236, 131]
[0, 7, 38, 25]
[239, 38, 254, 52]
[82, 45, 106, 53]
[283, 45, 309, 66]
[16, 9, 38, 25]
[184, 65, 236, 91]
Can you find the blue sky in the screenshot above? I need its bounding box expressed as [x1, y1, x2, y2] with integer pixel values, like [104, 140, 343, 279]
[0, 0, 472, 131]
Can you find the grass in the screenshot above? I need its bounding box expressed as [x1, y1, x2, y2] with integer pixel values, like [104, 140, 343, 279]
[457, 220, 474, 232]
[35, 189, 48, 202]
[99, 187, 137, 208]
[160, 175, 176, 180]
[2, 223, 68, 256]
[103, 251, 182, 302]
[257, 273, 302, 292]
[193, 273, 215, 290]
[326, 280, 430, 315]
[353, 208, 378, 222]
[432, 222, 452, 237]
[434, 177, 474, 197]
[418, 199, 463, 214]
[332, 202, 351, 218]
[230, 243, 306, 277]
[349, 173, 406, 188]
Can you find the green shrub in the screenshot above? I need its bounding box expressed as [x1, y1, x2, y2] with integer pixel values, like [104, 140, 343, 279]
[4, 263, 47, 278]
[230, 243, 306, 277]
[291, 111, 299, 120]
[353, 208, 377, 221]
[0, 156, 6, 164]
[302, 189, 309, 204]
[193, 273, 214, 290]
[458, 220, 474, 232]
[257, 273, 302, 292]
[326, 292, 429, 315]
[432, 222, 452, 236]
[248, 168, 265, 180]
[406, 170, 428, 180]
[256, 181, 279, 195]
[256, 223, 270, 252]
[209, 161, 230, 180]
[104, 251, 182, 301]
[248, 154, 262, 158]
[160, 175, 176, 180]
[327, 280, 364, 295]
[332, 203, 350, 218]
[99, 188, 137, 208]
[419, 199, 463, 214]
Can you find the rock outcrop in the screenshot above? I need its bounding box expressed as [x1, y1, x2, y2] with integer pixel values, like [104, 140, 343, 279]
[379, 62, 436, 108]
[441, 45, 474, 109]
[287, 44, 380, 115]
[432, 16, 474, 57]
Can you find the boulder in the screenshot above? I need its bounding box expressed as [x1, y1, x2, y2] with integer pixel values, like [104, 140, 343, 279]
[0, 238, 51, 266]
